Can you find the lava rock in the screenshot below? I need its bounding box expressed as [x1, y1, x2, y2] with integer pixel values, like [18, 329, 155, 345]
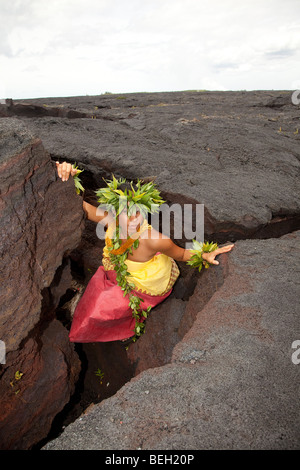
[0, 119, 84, 352]
[0, 119, 84, 449]
[14, 90, 300, 242]
[0, 320, 80, 450]
[43, 232, 300, 450]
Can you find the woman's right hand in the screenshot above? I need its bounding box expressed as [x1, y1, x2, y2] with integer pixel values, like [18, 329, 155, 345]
[56, 161, 78, 181]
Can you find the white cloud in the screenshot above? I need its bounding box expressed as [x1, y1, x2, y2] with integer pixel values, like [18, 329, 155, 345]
[1, 0, 300, 98]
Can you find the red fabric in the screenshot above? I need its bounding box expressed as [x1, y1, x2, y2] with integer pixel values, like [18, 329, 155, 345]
[69, 266, 172, 343]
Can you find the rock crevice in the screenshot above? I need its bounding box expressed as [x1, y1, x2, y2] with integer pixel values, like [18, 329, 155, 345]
[1, 91, 299, 450]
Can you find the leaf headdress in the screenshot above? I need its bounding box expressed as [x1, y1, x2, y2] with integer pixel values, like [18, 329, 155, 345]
[95, 175, 165, 217]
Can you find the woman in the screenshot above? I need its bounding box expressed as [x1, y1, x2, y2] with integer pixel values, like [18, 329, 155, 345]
[56, 161, 234, 344]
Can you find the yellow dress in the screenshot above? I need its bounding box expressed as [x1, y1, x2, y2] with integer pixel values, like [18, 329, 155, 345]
[102, 220, 180, 296]
[69, 220, 180, 342]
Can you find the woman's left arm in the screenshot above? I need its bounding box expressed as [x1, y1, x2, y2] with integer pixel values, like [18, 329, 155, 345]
[147, 234, 234, 264]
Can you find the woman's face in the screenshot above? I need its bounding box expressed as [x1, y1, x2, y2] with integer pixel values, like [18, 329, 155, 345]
[118, 205, 144, 235]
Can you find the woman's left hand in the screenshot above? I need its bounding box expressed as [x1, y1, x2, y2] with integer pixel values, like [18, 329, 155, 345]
[202, 244, 234, 266]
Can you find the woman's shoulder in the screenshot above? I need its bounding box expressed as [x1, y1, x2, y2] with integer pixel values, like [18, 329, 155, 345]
[140, 228, 175, 255]
[140, 226, 169, 241]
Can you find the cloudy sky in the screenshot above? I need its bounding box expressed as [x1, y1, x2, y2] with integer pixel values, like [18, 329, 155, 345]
[1, 0, 300, 99]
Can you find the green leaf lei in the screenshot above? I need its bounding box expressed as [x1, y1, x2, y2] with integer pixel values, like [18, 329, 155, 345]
[107, 225, 152, 342]
[186, 239, 218, 272]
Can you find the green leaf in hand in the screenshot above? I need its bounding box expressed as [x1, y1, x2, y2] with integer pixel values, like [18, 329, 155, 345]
[186, 239, 218, 272]
[72, 163, 85, 195]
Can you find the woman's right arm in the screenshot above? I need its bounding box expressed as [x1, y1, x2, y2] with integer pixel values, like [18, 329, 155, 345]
[56, 161, 112, 225]
[82, 200, 112, 224]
